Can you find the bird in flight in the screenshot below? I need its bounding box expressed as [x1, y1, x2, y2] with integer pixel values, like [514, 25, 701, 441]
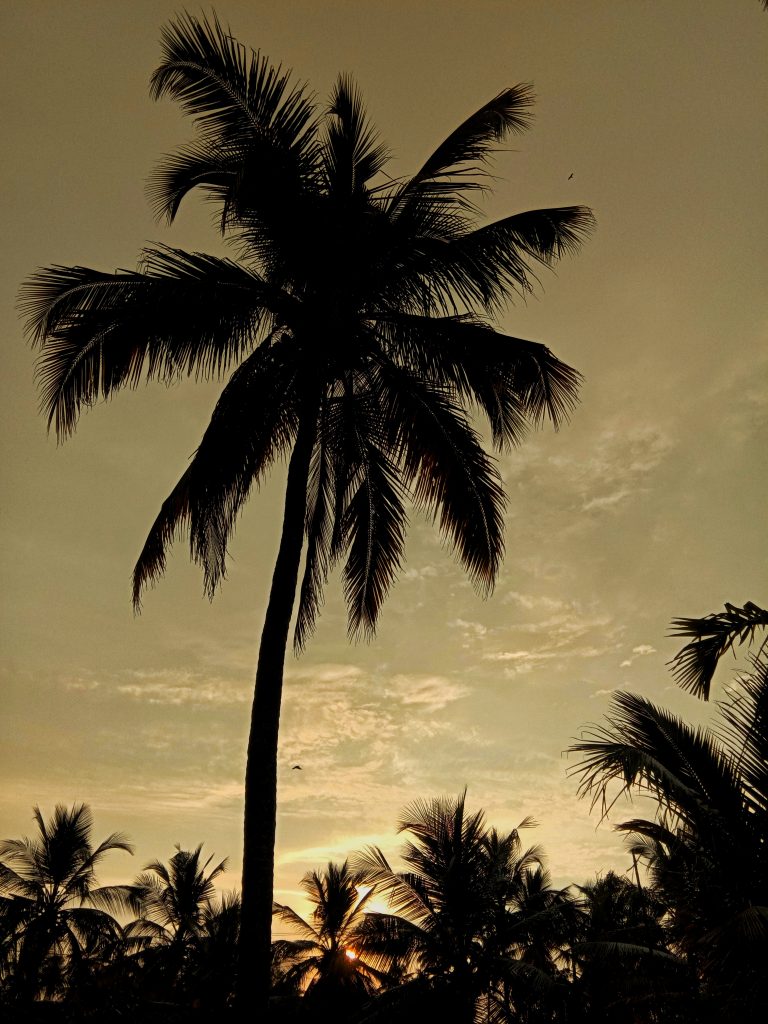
[292, 764, 303, 770]
[568, 172, 574, 180]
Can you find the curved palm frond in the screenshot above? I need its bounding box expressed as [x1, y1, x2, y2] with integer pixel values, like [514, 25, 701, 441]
[716, 654, 768, 814]
[378, 313, 581, 443]
[390, 85, 536, 221]
[569, 691, 744, 827]
[669, 601, 768, 700]
[377, 362, 505, 593]
[133, 336, 301, 605]
[443, 205, 595, 312]
[20, 250, 287, 439]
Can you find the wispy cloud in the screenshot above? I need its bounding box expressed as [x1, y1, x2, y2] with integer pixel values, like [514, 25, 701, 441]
[619, 644, 657, 668]
[115, 672, 249, 706]
[385, 674, 468, 711]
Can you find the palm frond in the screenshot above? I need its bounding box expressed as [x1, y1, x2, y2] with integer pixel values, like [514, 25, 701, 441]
[324, 75, 389, 195]
[340, 421, 407, 639]
[377, 361, 505, 593]
[377, 313, 581, 442]
[668, 601, 768, 700]
[715, 653, 768, 814]
[391, 85, 535, 218]
[133, 337, 300, 605]
[568, 691, 743, 826]
[151, 12, 318, 161]
[293, 419, 337, 652]
[19, 250, 283, 438]
[445, 206, 595, 312]
[148, 138, 240, 225]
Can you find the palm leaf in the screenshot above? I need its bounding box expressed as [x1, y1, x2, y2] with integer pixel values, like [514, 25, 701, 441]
[133, 336, 301, 604]
[668, 601, 768, 700]
[323, 75, 390, 196]
[150, 12, 318, 160]
[20, 249, 284, 439]
[569, 691, 744, 826]
[445, 206, 596, 311]
[391, 85, 535, 218]
[377, 361, 506, 593]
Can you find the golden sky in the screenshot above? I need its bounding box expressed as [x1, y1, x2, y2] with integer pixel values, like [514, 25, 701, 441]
[2, 1, 767, 916]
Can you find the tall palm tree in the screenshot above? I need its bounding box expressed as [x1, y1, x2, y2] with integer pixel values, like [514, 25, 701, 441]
[0, 804, 136, 1003]
[272, 860, 389, 1019]
[569, 605, 768, 1019]
[20, 13, 592, 1009]
[357, 792, 573, 1023]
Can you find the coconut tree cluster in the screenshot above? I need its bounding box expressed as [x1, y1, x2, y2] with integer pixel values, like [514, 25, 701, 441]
[3, 601, 766, 1022]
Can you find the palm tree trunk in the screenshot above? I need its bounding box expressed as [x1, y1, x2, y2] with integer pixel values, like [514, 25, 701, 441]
[237, 412, 315, 1015]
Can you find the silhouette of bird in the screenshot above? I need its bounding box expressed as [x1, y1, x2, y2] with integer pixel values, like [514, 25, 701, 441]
[568, 172, 574, 180]
[292, 764, 302, 770]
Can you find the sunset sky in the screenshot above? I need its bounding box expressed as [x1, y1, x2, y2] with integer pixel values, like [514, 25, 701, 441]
[2, 0, 766, 920]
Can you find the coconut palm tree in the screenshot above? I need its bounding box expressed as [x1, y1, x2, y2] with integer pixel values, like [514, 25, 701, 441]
[569, 872, 688, 1024]
[188, 890, 241, 1010]
[356, 792, 574, 1023]
[0, 803, 136, 1003]
[272, 861, 390, 1020]
[131, 844, 227, 1002]
[20, 13, 592, 1009]
[569, 605, 768, 1019]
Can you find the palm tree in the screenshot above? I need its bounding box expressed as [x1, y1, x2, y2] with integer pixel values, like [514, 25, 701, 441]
[570, 872, 686, 1024]
[189, 890, 241, 1010]
[132, 844, 227, 1002]
[272, 861, 389, 1019]
[20, 13, 592, 1009]
[0, 803, 136, 1003]
[569, 604, 768, 1019]
[356, 792, 574, 1023]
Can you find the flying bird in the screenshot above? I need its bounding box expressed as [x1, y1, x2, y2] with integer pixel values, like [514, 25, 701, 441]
[568, 172, 574, 179]
[291, 765, 302, 770]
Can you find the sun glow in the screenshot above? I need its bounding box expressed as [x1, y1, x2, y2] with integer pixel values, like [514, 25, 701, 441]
[344, 948, 357, 960]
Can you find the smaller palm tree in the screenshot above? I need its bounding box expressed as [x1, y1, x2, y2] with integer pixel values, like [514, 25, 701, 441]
[272, 860, 388, 1015]
[569, 872, 687, 1024]
[0, 804, 136, 1003]
[131, 843, 227, 1002]
[187, 890, 241, 1009]
[356, 792, 574, 1024]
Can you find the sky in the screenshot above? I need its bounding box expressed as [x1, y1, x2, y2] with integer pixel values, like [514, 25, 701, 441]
[1, 0, 766, 921]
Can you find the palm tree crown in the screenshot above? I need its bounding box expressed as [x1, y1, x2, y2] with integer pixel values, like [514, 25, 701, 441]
[21, 13, 590, 641]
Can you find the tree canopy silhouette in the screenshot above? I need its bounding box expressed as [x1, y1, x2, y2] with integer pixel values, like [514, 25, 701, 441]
[571, 604, 768, 1018]
[21, 11, 592, 1012]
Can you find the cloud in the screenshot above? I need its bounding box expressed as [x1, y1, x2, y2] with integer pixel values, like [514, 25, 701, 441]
[115, 674, 249, 706]
[501, 421, 674, 524]
[402, 564, 440, 581]
[285, 663, 364, 684]
[65, 678, 101, 692]
[581, 488, 632, 513]
[619, 644, 657, 668]
[385, 674, 468, 711]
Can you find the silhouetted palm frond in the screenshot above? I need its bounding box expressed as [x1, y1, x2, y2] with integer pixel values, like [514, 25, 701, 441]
[668, 601, 768, 699]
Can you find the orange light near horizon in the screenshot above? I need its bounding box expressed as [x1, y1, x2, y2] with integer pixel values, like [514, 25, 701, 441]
[344, 948, 357, 960]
